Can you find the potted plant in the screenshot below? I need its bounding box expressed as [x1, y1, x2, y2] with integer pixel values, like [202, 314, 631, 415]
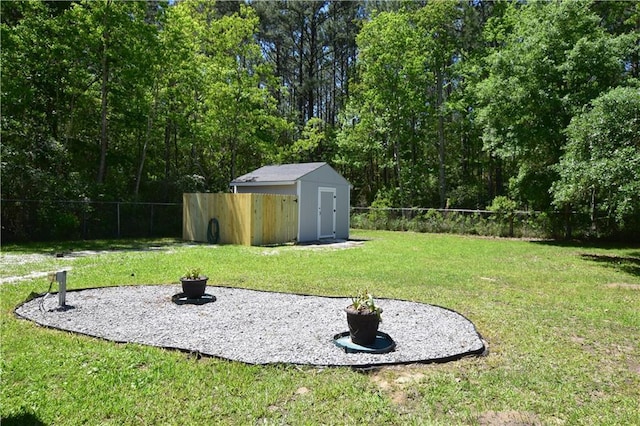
[345, 290, 383, 345]
[180, 268, 208, 298]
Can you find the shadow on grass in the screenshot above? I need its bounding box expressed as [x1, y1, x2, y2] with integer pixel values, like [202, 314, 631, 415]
[530, 239, 640, 250]
[530, 240, 640, 278]
[580, 253, 640, 278]
[1, 238, 184, 255]
[2, 411, 47, 426]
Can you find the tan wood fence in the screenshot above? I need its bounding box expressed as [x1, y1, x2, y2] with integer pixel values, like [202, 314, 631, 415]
[183, 193, 298, 246]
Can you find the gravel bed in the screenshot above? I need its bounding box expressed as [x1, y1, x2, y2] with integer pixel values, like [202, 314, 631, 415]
[15, 285, 485, 367]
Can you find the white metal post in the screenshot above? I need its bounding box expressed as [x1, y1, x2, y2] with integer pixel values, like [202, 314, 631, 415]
[56, 270, 67, 307]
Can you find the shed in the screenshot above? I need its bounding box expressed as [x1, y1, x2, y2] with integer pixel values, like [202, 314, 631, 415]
[231, 162, 351, 243]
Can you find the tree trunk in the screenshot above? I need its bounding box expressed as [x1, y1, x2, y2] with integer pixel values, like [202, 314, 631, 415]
[163, 117, 172, 199]
[436, 67, 446, 208]
[590, 186, 597, 233]
[134, 81, 159, 198]
[564, 204, 573, 240]
[307, 10, 317, 121]
[393, 137, 402, 202]
[298, 15, 305, 124]
[97, 1, 112, 184]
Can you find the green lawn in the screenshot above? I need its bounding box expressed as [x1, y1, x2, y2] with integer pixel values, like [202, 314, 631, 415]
[2, 231, 639, 425]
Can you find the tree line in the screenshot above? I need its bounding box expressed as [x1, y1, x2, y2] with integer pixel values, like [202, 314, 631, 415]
[2, 0, 639, 240]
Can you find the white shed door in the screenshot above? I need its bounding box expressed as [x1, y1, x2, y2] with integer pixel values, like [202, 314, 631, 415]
[318, 187, 336, 239]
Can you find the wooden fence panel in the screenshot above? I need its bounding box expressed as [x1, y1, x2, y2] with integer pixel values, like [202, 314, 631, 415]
[183, 193, 207, 242]
[183, 193, 298, 246]
[215, 193, 251, 245]
[252, 194, 298, 245]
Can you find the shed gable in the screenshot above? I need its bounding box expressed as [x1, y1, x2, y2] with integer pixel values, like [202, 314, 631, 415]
[229, 162, 351, 242]
[231, 162, 326, 185]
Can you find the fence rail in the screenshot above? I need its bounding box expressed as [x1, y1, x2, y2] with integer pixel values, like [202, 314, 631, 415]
[1, 199, 183, 243]
[349, 206, 576, 239]
[2, 199, 595, 243]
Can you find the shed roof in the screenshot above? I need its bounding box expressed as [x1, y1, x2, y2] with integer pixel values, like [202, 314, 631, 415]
[231, 162, 332, 185]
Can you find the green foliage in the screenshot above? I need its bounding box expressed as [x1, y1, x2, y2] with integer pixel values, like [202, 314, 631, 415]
[487, 196, 517, 219]
[280, 118, 335, 164]
[157, 1, 290, 191]
[338, 1, 465, 208]
[367, 192, 393, 225]
[351, 208, 555, 239]
[1, 0, 290, 208]
[486, 196, 518, 237]
[182, 267, 203, 280]
[2, 0, 639, 241]
[39, 207, 81, 240]
[349, 289, 383, 320]
[338, 9, 429, 206]
[552, 86, 640, 235]
[475, 1, 632, 209]
[0, 2, 89, 203]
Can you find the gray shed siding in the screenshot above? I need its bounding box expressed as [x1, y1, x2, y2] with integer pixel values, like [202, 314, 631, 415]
[297, 172, 350, 242]
[234, 184, 295, 196]
[231, 163, 350, 243]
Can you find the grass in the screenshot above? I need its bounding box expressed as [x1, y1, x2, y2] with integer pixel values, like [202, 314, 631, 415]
[1, 230, 639, 425]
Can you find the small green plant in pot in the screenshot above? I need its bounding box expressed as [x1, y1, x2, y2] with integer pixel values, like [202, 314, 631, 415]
[345, 290, 383, 345]
[180, 268, 208, 298]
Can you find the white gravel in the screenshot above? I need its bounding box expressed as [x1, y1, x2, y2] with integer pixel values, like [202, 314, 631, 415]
[15, 285, 485, 367]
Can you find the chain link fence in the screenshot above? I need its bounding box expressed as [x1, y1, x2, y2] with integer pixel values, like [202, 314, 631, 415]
[0, 199, 607, 243]
[349, 207, 581, 240]
[1, 199, 182, 243]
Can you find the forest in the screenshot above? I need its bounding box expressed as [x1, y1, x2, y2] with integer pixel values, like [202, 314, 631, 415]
[2, 0, 639, 241]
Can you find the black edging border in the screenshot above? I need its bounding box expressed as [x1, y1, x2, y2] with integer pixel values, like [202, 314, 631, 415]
[14, 284, 488, 369]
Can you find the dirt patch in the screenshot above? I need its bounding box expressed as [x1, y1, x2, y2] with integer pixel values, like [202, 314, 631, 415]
[0, 253, 51, 266]
[477, 410, 542, 426]
[370, 365, 429, 407]
[569, 335, 586, 345]
[296, 240, 365, 250]
[260, 240, 364, 255]
[605, 283, 640, 290]
[0, 246, 176, 284]
[370, 375, 409, 406]
[0, 271, 53, 285]
[628, 360, 640, 375]
[295, 386, 310, 395]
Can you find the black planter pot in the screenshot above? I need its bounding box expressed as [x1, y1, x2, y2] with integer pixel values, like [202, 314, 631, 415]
[180, 277, 208, 298]
[345, 307, 381, 345]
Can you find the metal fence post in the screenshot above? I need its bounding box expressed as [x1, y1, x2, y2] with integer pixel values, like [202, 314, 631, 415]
[82, 197, 88, 239]
[150, 204, 154, 236]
